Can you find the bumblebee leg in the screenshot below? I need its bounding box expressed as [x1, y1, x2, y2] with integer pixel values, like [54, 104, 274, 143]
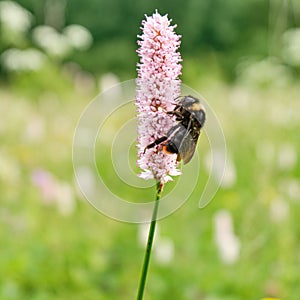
[166, 111, 183, 120]
[143, 136, 168, 153]
[186, 117, 193, 132]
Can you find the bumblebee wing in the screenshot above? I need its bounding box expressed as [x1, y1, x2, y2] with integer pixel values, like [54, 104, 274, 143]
[178, 130, 197, 164]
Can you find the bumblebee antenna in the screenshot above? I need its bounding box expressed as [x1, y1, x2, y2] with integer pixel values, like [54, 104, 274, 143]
[173, 95, 184, 102]
[170, 95, 184, 105]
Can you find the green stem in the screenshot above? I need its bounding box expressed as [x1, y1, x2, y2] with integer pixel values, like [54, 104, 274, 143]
[136, 181, 163, 300]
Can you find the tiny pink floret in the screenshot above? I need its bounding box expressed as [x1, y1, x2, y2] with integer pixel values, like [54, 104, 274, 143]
[136, 11, 182, 183]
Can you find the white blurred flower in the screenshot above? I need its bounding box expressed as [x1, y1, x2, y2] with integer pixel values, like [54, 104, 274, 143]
[270, 197, 289, 223]
[154, 237, 174, 265]
[279, 178, 300, 202]
[213, 210, 240, 264]
[277, 143, 297, 171]
[24, 115, 45, 142]
[1, 48, 46, 71]
[54, 183, 75, 216]
[32, 25, 72, 58]
[268, 102, 298, 128]
[0, 1, 32, 33]
[229, 86, 250, 112]
[237, 57, 291, 87]
[221, 156, 236, 188]
[74, 70, 96, 93]
[138, 222, 160, 248]
[99, 73, 121, 96]
[61, 62, 95, 92]
[98, 73, 122, 103]
[74, 166, 96, 198]
[137, 223, 174, 265]
[282, 27, 300, 67]
[204, 150, 233, 188]
[63, 24, 93, 50]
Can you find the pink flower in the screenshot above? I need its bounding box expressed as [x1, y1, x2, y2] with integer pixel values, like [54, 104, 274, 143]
[136, 11, 182, 183]
[31, 169, 57, 202]
[31, 169, 75, 216]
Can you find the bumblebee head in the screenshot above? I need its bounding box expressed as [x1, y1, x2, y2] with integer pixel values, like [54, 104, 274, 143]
[177, 95, 199, 108]
[195, 107, 206, 127]
[177, 95, 206, 127]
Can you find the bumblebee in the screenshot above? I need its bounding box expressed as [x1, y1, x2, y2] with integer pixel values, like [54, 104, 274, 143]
[144, 95, 206, 164]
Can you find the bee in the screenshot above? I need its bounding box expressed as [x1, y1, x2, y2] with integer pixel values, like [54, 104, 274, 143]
[144, 95, 206, 164]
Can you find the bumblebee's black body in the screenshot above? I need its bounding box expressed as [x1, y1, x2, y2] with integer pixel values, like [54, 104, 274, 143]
[145, 95, 206, 164]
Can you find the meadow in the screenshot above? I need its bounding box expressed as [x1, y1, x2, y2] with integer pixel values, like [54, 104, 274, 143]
[1, 1, 300, 299]
[1, 67, 300, 299]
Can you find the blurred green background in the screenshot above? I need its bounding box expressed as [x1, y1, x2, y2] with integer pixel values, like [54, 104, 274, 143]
[1, 0, 300, 299]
